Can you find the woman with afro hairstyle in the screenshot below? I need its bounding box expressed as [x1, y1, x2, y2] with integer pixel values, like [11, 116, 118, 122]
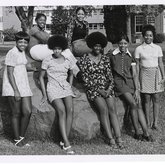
[39, 35, 75, 154]
[77, 32, 124, 149]
[135, 25, 165, 130]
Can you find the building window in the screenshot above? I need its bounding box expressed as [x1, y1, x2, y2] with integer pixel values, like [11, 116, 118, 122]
[100, 9, 104, 15]
[93, 24, 97, 29]
[93, 10, 97, 15]
[135, 15, 143, 33]
[99, 23, 104, 29]
[89, 24, 93, 30]
[147, 16, 155, 25]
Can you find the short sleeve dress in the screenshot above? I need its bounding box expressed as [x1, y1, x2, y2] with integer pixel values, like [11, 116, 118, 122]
[77, 53, 114, 101]
[110, 48, 136, 97]
[134, 42, 164, 93]
[2, 46, 33, 97]
[41, 55, 75, 102]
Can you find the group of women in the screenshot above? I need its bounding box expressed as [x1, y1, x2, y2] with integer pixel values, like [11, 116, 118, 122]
[2, 7, 165, 154]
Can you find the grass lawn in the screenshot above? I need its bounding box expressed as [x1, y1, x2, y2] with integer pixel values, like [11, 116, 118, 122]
[0, 42, 165, 156]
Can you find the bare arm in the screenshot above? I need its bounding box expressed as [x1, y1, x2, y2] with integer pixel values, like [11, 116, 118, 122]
[7, 66, 20, 101]
[68, 69, 74, 86]
[158, 57, 165, 81]
[132, 61, 140, 104]
[32, 31, 49, 44]
[39, 69, 47, 102]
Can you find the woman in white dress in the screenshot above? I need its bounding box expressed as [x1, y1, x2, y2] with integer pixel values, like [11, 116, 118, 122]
[39, 35, 75, 154]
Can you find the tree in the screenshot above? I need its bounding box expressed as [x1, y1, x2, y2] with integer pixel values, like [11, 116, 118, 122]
[51, 6, 94, 36]
[14, 6, 34, 33]
[103, 5, 127, 43]
[104, 5, 165, 43]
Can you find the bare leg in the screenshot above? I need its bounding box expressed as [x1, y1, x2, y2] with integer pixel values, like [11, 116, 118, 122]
[8, 96, 21, 140]
[121, 93, 140, 135]
[20, 97, 32, 137]
[63, 96, 73, 137]
[151, 93, 159, 128]
[93, 97, 113, 140]
[52, 99, 70, 147]
[137, 108, 149, 136]
[143, 94, 151, 128]
[106, 97, 121, 138]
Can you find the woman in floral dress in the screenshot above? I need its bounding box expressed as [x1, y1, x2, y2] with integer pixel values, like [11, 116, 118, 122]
[77, 32, 123, 149]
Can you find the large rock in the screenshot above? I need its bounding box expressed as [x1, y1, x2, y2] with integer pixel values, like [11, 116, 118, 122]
[0, 56, 101, 140]
[0, 56, 127, 141]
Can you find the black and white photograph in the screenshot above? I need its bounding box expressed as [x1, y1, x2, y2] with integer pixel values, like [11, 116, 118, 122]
[0, 0, 165, 164]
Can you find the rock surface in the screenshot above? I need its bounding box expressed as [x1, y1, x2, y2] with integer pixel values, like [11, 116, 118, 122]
[0, 56, 126, 141]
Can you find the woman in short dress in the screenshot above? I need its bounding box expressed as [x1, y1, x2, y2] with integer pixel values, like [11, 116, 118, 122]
[39, 35, 75, 154]
[77, 32, 123, 149]
[135, 25, 165, 130]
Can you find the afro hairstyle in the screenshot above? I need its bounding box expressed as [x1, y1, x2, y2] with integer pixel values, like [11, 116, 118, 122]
[142, 24, 156, 37]
[47, 35, 68, 50]
[86, 32, 108, 49]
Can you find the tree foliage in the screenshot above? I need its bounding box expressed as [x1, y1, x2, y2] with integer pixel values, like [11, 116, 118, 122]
[51, 5, 94, 36]
[104, 5, 165, 43]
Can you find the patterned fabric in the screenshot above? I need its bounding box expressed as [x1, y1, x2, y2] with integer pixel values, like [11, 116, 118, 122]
[110, 49, 136, 96]
[140, 66, 164, 93]
[67, 19, 89, 47]
[134, 42, 163, 67]
[2, 46, 33, 97]
[77, 53, 114, 101]
[41, 55, 75, 102]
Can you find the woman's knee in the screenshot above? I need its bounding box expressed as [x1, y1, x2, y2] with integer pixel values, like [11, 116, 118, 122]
[129, 102, 137, 110]
[12, 111, 21, 118]
[22, 107, 32, 117]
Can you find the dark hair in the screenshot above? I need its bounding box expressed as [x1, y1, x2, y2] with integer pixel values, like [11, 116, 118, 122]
[117, 33, 129, 43]
[15, 31, 30, 43]
[35, 13, 47, 21]
[47, 35, 68, 50]
[86, 32, 107, 49]
[75, 7, 86, 14]
[142, 24, 156, 38]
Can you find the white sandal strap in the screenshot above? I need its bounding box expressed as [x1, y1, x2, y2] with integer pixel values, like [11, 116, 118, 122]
[63, 146, 75, 154]
[14, 138, 23, 146]
[63, 145, 71, 150]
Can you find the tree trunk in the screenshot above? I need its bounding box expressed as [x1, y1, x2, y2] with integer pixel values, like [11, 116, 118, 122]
[15, 6, 34, 33]
[126, 14, 132, 43]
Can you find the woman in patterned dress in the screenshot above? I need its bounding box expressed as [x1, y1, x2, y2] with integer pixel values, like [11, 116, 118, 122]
[77, 32, 123, 149]
[135, 25, 165, 130]
[39, 35, 75, 154]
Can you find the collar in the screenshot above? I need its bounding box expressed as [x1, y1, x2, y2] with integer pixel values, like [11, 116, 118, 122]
[50, 54, 69, 61]
[112, 48, 132, 57]
[142, 42, 154, 48]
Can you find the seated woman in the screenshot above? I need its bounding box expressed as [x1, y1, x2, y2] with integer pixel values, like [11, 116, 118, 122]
[77, 32, 123, 149]
[28, 13, 53, 61]
[67, 7, 91, 57]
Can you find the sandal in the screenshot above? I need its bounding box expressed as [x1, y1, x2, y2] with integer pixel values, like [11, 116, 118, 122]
[59, 141, 64, 148]
[116, 137, 125, 149]
[134, 134, 143, 141]
[14, 136, 30, 147]
[151, 125, 159, 131]
[142, 135, 155, 142]
[108, 138, 118, 149]
[63, 145, 75, 154]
